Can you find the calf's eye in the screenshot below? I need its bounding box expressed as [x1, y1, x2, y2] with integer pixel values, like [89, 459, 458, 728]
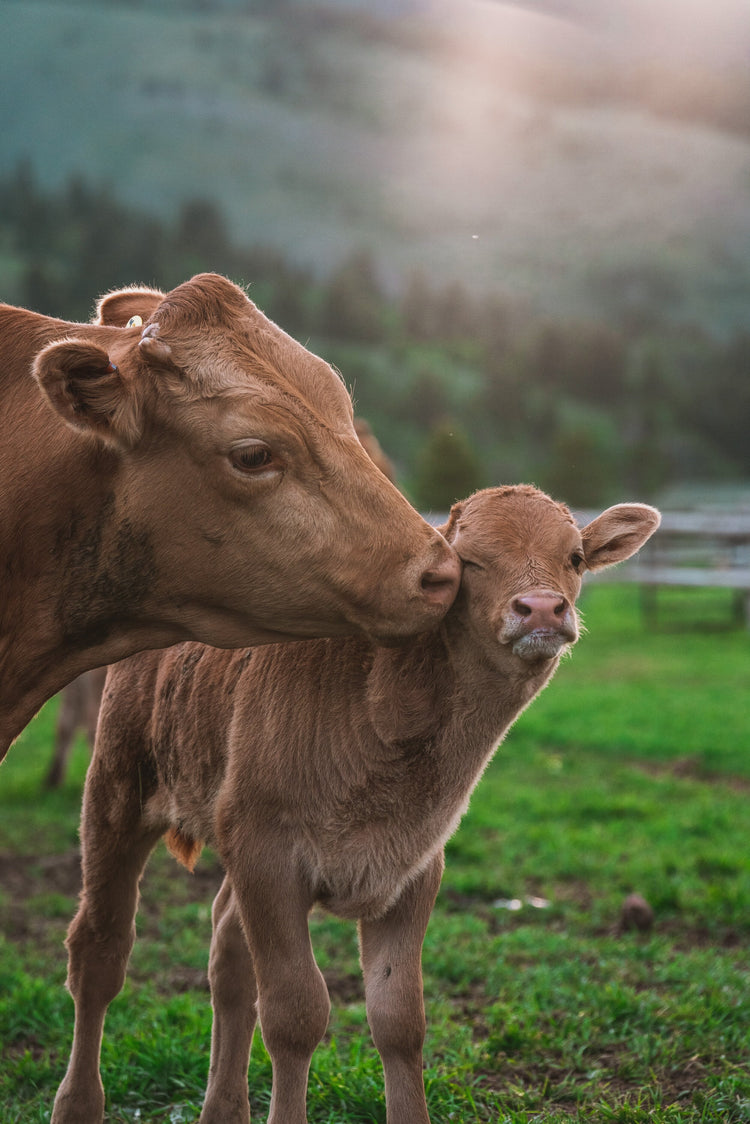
[230, 441, 275, 474]
[570, 552, 584, 572]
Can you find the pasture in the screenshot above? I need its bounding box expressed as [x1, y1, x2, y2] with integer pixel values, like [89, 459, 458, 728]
[1, 584, 748, 1123]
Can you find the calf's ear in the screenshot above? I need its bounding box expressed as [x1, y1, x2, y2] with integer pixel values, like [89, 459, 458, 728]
[33, 337, 141, 449]
[581, 504, 661, 571]
[94, 285, 164, 327]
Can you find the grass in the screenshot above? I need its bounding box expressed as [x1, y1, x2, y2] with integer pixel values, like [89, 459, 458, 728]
[1, 583, 749, 1122]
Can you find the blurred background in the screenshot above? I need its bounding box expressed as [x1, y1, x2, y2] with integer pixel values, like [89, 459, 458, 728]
[1, 0, 749, 510]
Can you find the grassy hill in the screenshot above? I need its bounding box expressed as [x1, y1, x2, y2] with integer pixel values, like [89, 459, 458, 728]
[2, 0, 750, 333]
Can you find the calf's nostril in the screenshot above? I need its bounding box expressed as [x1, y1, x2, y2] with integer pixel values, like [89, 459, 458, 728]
[513, 593, 568, 623]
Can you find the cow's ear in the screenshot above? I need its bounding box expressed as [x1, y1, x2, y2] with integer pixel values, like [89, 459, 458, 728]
[581, 504, 661, 571]
[437, 500, 464, 543]
[33, 337, 141, 448]
[94, 285, 164, 327]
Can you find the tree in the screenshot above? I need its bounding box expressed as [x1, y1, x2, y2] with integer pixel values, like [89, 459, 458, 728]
[320, 249, 385, 342]
[412, 420, 485, 511]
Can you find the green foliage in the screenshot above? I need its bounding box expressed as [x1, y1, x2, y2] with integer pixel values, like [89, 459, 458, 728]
[1, 587, 749, 1121]
[412, 419, 487, 510]
[0, 162, 747, 498]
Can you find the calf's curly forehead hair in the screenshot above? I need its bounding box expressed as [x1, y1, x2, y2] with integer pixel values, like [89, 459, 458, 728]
[443, 485, 576, 550]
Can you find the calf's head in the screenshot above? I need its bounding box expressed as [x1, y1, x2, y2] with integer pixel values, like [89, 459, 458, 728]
[32, 274, 459, 646]
[443, 485, 660, 666]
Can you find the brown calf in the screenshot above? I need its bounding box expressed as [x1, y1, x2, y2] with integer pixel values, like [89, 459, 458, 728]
[51, 485, 659, 1124]
[0, 275, 459, 757]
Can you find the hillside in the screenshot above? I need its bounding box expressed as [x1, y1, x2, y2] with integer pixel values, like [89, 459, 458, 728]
[2, 0, 750, 333]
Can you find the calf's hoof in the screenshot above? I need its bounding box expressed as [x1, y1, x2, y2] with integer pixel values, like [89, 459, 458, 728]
[51, 1076, 105, 1124]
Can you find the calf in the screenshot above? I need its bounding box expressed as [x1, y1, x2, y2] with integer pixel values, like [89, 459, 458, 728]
[0, 274, 459, 757]
[51, 485, 659, 1124]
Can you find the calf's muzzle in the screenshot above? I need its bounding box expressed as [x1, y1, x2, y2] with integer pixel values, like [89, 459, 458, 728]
[503, 588, 578, 662]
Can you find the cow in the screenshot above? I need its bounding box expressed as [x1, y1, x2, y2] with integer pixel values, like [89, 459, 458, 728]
[42, 415, 395, 789]
[0, 274, 460, 759]
[49, 484, 659, 1124]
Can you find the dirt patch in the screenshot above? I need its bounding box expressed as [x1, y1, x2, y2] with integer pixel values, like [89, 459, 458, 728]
[0, 848, 82, 905]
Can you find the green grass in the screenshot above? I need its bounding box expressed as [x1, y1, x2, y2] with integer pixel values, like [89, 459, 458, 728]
[1, 584, 749, 1122]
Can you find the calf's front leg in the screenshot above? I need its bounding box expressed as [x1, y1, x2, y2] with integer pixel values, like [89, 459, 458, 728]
[359, 852, 444, 1124]
[226, 843, 330, 1124]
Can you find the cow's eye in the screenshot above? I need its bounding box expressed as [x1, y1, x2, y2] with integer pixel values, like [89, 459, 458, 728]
[571, 552, 584, 572]
[230, 441, 276, 474]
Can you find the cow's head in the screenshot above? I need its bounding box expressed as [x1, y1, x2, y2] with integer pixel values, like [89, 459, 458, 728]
[32, 274, 460, 647]
[442, 485, 660, 667]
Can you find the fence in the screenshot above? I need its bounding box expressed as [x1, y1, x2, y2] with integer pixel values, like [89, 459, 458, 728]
[576, 509, 750, 628]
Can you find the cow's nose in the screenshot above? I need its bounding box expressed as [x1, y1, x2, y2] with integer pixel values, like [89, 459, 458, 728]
[512, 592, 569, 628]
[419, 550, 461, 609]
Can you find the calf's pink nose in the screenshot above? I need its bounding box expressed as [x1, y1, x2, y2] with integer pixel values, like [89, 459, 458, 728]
[512, 592, 568, 628]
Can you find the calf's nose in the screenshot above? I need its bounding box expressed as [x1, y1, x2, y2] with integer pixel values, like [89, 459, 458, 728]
[512, 592, 569, 629]
[419, 549, 462, 609]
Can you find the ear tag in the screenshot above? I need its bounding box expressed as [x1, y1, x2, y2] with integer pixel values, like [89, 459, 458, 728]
[126, 315, 143, 328]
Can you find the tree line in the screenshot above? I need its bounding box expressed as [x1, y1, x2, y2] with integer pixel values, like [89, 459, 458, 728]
[1, 161, 747, 509]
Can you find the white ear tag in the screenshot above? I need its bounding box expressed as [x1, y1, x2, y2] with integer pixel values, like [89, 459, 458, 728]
[126, 315, 143, 328]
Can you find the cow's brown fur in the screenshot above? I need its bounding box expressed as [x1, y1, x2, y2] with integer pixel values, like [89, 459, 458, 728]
[0, 274, 459, 756]
[42, 417, 395, 790]
[51, 485, 659, 1124]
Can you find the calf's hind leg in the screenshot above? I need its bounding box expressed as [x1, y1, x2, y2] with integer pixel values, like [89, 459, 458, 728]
[200, 875, 258, 1124]
[51, 753, 162, 1124]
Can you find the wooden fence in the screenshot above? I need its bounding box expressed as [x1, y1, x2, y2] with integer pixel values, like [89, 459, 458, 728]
[576, 509, 750, 627]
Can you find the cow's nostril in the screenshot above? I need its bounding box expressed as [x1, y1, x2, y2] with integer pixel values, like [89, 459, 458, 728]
[513, 598, 533, 617]
[420, 555, 461, 607]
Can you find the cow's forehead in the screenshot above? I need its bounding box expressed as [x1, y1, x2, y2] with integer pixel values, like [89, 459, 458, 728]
[149, 283, 354, 429]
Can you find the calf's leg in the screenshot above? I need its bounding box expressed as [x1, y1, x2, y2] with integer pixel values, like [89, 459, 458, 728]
[51, 755, 162, 1124]
[359, 852, 444, 1124]
[226, 845, 329, 1124]
[200, 875, 258, 1124]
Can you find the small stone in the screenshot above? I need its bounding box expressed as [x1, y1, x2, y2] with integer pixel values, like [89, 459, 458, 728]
[620, 892, 654, 932]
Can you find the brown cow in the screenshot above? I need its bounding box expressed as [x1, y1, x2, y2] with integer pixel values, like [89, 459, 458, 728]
[0, 274, 460, 757]
[50, 485, 659, 1124]
[41, 415, 395, 790]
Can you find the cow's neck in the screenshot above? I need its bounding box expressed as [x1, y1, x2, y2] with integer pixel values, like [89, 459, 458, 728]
[0, 443, 178, 761]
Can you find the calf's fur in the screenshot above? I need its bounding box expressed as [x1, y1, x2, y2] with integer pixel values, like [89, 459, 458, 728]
[51, 485, 659, 1124]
